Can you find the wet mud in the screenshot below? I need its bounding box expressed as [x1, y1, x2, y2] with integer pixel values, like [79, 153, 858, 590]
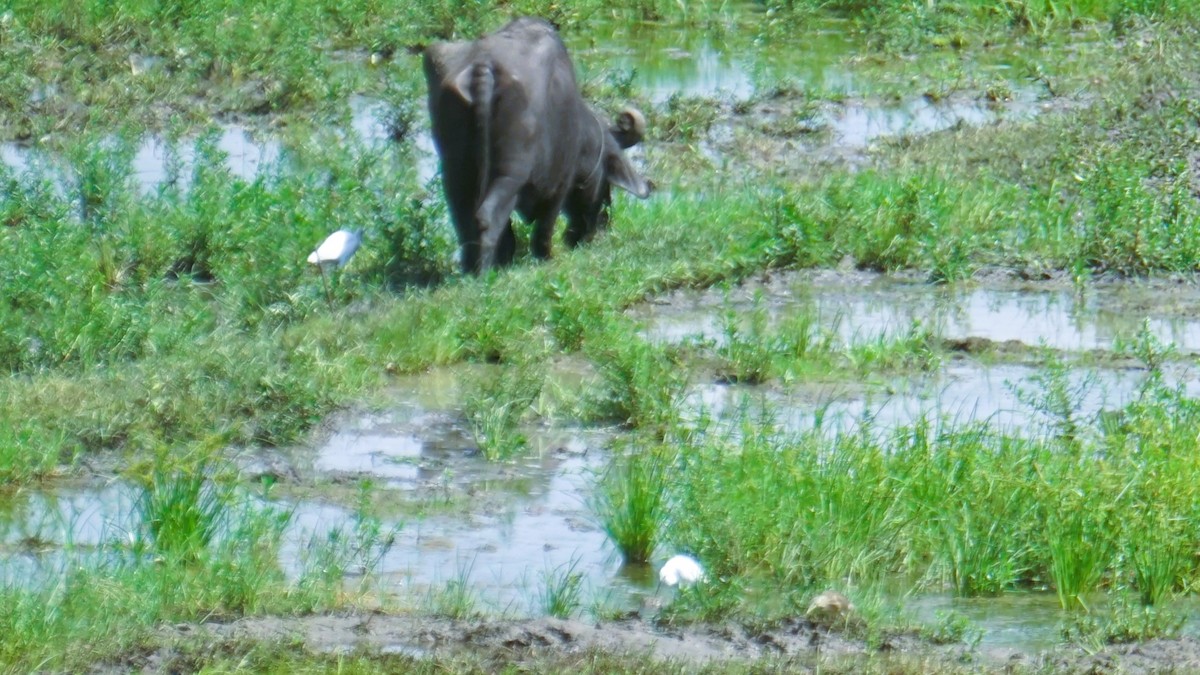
[107, 611, 1200, 673]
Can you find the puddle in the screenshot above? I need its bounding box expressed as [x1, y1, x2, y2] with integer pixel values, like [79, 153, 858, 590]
[827, 91, 1042, 148]
[574, 17, 861, 103]
[633, 277, 1200, 354]
[288, 368, 643, 613]
[910, 592, 1070, 653]
[0, 483, 135, 586]
[0, 142, 28, 176]
[282, 448, 638, 615]
[912, 593, 1200, 654]
[0, 99, 389, 197]
[131, 124, 281, 192]
[0, 483, 135, 551]
[686, 361, 1200, 439]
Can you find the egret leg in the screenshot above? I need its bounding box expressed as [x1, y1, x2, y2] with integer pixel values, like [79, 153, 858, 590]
[318, 265, 333, 308]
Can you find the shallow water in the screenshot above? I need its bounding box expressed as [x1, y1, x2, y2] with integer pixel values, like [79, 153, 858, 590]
[827, 90, 1043, 148]
[687, 360, 1200, 441]
[130, 124, 281, 191]
[573, 16, 862, 103]
[286, 369, 644, 613]
[633, 277, 1200, 354]
[910, 592, 1068, 652]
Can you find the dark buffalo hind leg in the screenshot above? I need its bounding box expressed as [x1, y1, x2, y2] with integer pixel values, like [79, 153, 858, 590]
[529, 203, 564, 260]
[476, 176, 522, 271]
[496, 219, 516, 267]
[564, 194, 607, 249]
[441, 170, 481, 273]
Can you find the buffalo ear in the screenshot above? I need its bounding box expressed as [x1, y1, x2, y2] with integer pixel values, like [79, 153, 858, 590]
[450, 66, 475, 105]
[605, 150, 652, 199]
[425, 42, 474, 100]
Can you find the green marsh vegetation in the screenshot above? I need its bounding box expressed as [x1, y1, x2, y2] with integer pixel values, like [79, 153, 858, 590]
[4, 0, 1200, 669]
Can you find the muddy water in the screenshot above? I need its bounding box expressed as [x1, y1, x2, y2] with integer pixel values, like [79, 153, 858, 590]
[283, 368, 647, 614]
[574, 16, 861, 102]
[6, 291, 1199, 646]
[686, 362, 1200, 439]
[827, 90, 1042, 148]
[633, 275, 1200, 353]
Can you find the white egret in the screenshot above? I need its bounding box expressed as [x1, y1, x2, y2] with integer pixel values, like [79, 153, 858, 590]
[307, 229, 361, 305]
[308, 229, 362, 268]
[658, 554, 704, 587]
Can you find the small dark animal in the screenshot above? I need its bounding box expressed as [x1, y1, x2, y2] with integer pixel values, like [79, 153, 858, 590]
[424, 17, 652, 274]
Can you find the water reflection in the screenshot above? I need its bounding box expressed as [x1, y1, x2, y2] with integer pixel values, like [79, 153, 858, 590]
[635, 279, 1200, 353]
[686, 362, 1200, 439]
[574, 16, 861, 102]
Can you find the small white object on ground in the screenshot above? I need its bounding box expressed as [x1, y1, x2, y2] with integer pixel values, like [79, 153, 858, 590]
[659, 554, 705, 587]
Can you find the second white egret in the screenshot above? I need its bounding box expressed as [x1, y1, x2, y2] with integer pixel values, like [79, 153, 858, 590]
[659, 554, 705, 587]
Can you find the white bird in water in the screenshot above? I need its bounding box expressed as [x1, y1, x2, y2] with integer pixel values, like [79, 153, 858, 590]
[659, 554, 705, 587]
[307, 229, 362, 305]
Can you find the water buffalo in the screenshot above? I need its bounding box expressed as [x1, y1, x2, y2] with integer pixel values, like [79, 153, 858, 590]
[423, 17, 652, 274]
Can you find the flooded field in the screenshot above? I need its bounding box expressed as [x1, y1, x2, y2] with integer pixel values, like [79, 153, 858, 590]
[8, 273, 1200, 659]
[4, 1, 1200, 671]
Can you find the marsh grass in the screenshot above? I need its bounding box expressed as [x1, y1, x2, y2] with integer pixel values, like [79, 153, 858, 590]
[426, 561, 480, 620]
[1061, 595, 1186, 647]
[919, 611, 983, 648]
[715, 294, 774, 385]
[592, 443, 673, 565]
[653, 370, 1200, 624]
[538, 557, 586, 619]
[464, 358, 546, 461]
[845, 322, 940, 375]
[134, 463, 232, 560]
[584, 323, 687, 435]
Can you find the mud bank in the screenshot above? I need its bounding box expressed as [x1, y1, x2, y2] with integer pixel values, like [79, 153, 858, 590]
[103, 612, 1200, 673]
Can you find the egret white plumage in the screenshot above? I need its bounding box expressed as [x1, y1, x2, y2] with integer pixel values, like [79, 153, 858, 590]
[659, 554, 704, 587]
[308, 229, 362, 268]
[307, 229, 361, 306]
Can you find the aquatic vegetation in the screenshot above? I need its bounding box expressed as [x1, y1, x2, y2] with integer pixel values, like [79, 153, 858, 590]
[715, 294, 775, 385]
[538, 557, 586, 619]
[296, 480, 400, 595]
[425, 561, 480, 620]
[0, 480, 351, 671]
[583, 322, 688, 435]
[464, 358, 546, 461]
[592, 442, 672, 565]
[134, 464, 232, 560]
